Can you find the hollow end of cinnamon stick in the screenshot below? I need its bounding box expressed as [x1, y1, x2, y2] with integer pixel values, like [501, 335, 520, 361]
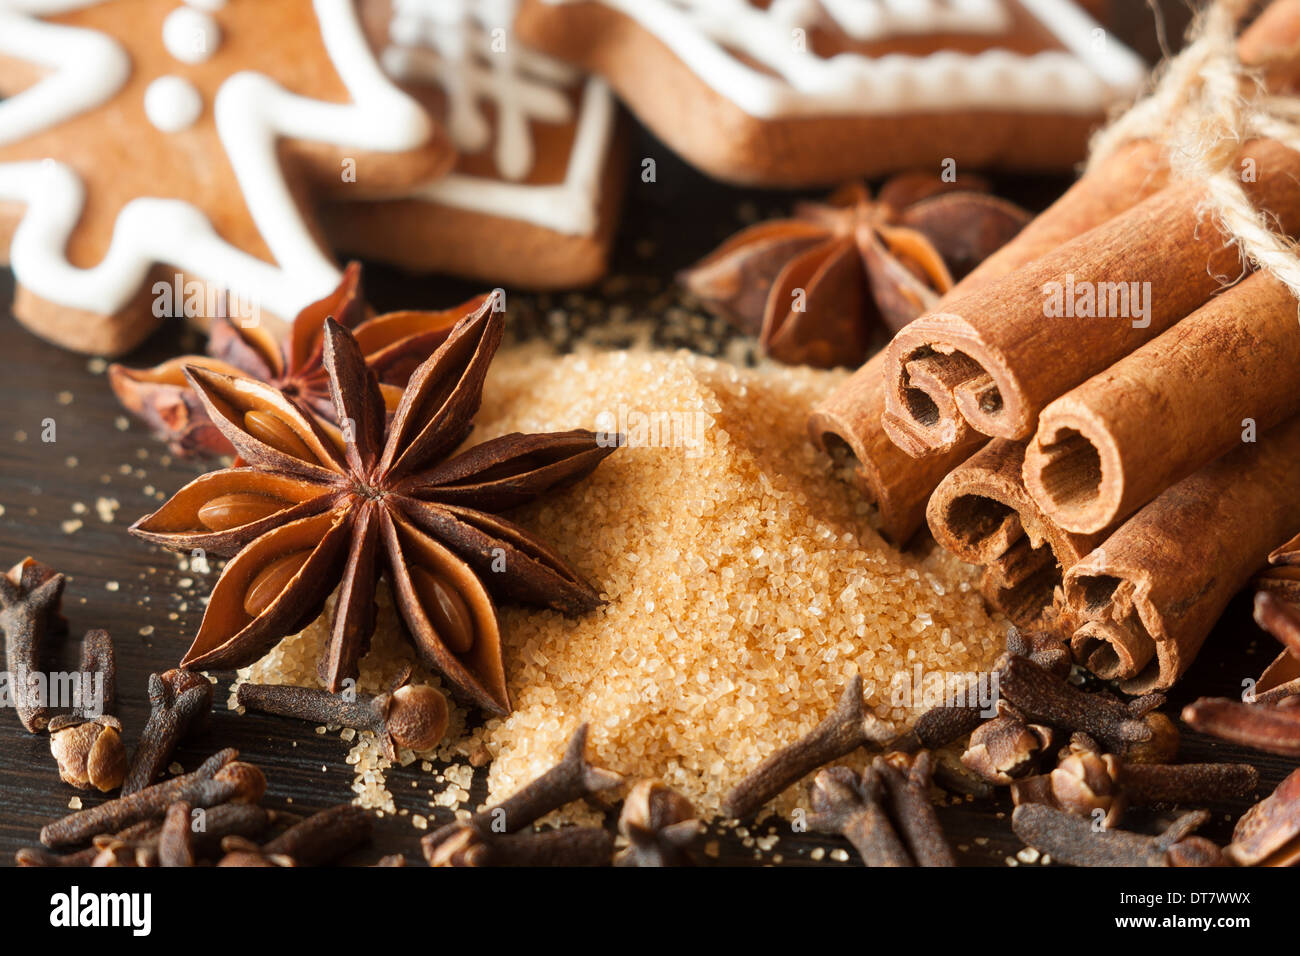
[807, 415, 907, 547]
[885, 317, 1030, 460]
[926, 440, 1099, 626]
[1024, 410, 1117, 536]
[1062, 558, 1168, 694]
[882, 336, 983, 458]
[808, 352, 979, 546]
[1070, 618, 1155, 681]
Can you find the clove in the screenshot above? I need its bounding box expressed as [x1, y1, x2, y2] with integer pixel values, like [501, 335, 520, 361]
[422, 723, 621, 863]
[236, 679, 447, 760]
[615, 780, 704, 867]
[214, 806, 373, 867]
[123, 669, 213, 794]
[1017, 733, 1258, 826]
[886, 628, 1069, 756]
[48, 629, 125, 792]
[999, 656, 1158, 752]
[725, 676, 892, 819]
[48, 713, 127, 792]
[874, 752, 955, 867]
[16, 844, 101, 867]
[1012, 803, 1218, 867]
[157, 802, 195, 867]
[809, 765, 912, 867]
[1182, 696, 1300, 757]
[0, 557, 66, 732]
[428, 826, 614, 867]
[960, 702, 1054, 784]
[41, 748, 265, 848]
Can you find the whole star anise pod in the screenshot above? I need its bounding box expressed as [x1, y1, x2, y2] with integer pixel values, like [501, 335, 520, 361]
[130, 295, 617, 715]
[680, 173, 1030, 368]
[109, 263, 485, 457]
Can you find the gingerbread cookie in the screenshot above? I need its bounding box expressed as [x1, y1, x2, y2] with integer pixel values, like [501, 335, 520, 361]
[513, 0, 1146, 186]
[0, 0, 454, 356]
[320, 0, 625, 289]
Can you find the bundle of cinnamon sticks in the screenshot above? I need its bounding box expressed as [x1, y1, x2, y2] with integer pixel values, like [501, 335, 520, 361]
[810, 0, 1300, 693]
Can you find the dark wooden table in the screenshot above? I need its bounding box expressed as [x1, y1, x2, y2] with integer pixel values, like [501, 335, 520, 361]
[6, 0, 1288, 868]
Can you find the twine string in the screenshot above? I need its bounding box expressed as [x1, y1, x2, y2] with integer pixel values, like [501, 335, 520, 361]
[1088, 0, 1300, 304]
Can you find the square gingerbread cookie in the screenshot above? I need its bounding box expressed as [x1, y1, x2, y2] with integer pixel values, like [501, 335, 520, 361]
[321, 0, 627, 289]
[513, 0, 1147, 185]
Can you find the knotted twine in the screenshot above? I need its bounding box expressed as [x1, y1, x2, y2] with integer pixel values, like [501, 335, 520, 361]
[1087, 0, 1300, 307]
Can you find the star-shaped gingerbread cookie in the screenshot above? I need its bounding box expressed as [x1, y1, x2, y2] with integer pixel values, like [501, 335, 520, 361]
[0, 0, 454, 355]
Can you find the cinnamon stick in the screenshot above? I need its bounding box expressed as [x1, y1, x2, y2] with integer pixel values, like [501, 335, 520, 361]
[808, 351, 983, 545]
[884, 139, 1300, 456]
[807, 140, 1168, 544]
[1023, 272, 1300, 534]
[1062, 414, 1300, 693]
[925, 439, 1105, 625]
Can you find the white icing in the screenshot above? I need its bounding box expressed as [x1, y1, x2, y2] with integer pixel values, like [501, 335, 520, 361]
[185, 0, 227, 10]
[376, 0, 614, 237]
[386, 0, 574, 181]
[162, 6, 220, 64]
[144, 75, 203, 132]
[0, 7, 130, 144]
[411, 77, 613, 237]
[545, 0, 1146, 118]
[0, 0, 434, 320]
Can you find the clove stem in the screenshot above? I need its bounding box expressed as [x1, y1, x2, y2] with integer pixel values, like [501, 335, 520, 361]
[1013, 803, 1211, 867]
[875, 752, 955, 867]
[122, 668, 213, 794]
[41, 748, 263, 848]
[725, 676, 891, 819]
[1000, 656, 1155, 751]
[0, 558, 65, 732]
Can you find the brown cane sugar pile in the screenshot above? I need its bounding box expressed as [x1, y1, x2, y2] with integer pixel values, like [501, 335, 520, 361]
[235, 344, 1006, 820]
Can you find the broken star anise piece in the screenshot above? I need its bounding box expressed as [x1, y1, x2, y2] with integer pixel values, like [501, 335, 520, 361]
[130, 295, 618, 715]
[1258, 532, 1300, 605]
[680, 173, 1030, 369]
[109, 263, 487, 457]
[1251, 590, 1300, 701]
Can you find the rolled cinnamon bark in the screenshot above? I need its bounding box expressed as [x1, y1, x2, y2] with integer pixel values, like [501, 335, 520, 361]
[808, 141, 1169, 543]
[1063, 414, 1300, 693]
[808, 352, 983, 545]
[925, 439, 1106, 625]
[1023, 272, 1300, 534]
[884, 138, 1300, 456]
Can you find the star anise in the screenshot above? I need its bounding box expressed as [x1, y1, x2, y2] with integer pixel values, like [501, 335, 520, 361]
[109, 263, 484, 457]
[1258, 532, 1300, 604]
[1252, 590, 1300, 702]
[680, 173, 1030, 368]
[129, 296, 617, 715]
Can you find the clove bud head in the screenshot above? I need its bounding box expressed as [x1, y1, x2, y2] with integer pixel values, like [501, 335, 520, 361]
[215, 761, 267, 804]
[961, 707, 1052, 784]
[1121, 712, 1180, 764]
[1050, 741, 1126, 828]
[616, 780, 702, 867]
[385, 684, 449, 754]
[48, 715, 127, 792]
